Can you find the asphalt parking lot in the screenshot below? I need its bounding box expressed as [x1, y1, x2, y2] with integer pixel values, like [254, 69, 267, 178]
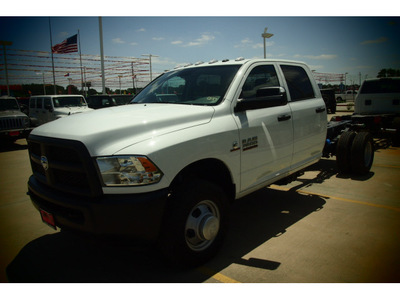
[1, 112, 399, 283]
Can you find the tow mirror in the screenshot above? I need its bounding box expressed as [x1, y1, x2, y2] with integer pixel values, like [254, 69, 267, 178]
[235, 87, 287, 112]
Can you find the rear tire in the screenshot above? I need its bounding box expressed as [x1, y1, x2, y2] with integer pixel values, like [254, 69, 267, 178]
[350, 132, 374, 175]
[158, 179, 229, 267]
[336, 131, 356, 174]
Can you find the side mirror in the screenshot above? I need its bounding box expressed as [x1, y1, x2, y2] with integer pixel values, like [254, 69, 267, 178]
[235, 87, 287, 112]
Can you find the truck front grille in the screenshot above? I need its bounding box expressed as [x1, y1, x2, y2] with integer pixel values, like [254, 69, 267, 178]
[28, 135, 103, 198]
[0, 117, 27, 130]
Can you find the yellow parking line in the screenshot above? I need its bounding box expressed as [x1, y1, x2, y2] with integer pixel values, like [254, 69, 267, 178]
[270, 185, 400, 213]
[198, 185, 399, 283]
[196, 266, 241, 283]
[373, 164, 400, 169]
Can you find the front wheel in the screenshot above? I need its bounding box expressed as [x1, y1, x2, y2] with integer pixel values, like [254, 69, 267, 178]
[158, 179, 229, 267]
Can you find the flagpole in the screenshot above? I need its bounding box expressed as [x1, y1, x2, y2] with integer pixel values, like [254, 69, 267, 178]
[78, 29, 85, 96]
[48, 17, 57, 95]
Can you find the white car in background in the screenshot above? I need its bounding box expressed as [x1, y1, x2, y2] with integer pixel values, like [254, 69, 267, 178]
[29, 95, 93, 126]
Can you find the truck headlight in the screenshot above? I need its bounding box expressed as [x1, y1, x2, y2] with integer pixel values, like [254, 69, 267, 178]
[96, 156, 163, 186]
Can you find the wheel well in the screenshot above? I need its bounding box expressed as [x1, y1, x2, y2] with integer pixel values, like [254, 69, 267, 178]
[170, 159, 235, 202]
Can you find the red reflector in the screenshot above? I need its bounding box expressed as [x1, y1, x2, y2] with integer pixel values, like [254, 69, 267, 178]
[374, 116, 382, 124]
[334, 116, 342, 121]
[40, 209, 57, 230]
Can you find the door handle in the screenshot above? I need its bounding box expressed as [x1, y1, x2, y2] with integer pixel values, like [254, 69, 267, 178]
[277, 114, 291, 122]
[316, 107, 326, 113]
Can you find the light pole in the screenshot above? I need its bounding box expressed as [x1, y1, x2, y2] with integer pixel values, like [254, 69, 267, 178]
[118, 75, 122, 94]
[37, 72, 47, 95]
[261, 28, 273, 59]
[99, 17, 106, 94]
[131, 62, 136, 94]
[141, 54, 159, 82]
[1, 40, 12, 96]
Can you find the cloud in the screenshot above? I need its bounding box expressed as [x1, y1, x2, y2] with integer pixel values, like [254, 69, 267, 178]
[241, 38, 252, 44]
[234, 38, 273, 49]
[171, 34, 215, 47]
[184, 34, 215, 47]
[58, 32, 70, 39]
[361, 37, 388, 45]
[152, 37, 165, 41]
[136, 28, 146, 32]
[234, 38, 253, 48]
[130, 42, 138, 46]
[308, 65, 324, 71]
[252, 43, 265, 49]
[152, 56, 179, 69]
[295, 54, 337, 60]
[112, 38, 125, 44]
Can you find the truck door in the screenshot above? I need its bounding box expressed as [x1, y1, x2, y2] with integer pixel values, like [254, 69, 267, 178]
[36, 97, 45, 125]
[279, 64, 327, 171]
[29, 97, 38, 126]
[43, 97, 53, 123]
[233, 64, 294, 192]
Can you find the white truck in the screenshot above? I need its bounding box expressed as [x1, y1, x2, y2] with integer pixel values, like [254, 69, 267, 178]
[332, 77, 400, 146]
[0, 96, 31, 141]
[29, 95, 93, 127]
[335, 90, 358, 102]
[26, 58, 374, 266]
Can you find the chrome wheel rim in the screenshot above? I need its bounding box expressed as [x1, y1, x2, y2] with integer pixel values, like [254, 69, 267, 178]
[185, 200, 220, 251]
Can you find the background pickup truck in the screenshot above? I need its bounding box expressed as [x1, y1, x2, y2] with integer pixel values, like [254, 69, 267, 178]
[0, 96, 31, 141]
[335, 90, 358, 102]
[26, 58, 374, 267]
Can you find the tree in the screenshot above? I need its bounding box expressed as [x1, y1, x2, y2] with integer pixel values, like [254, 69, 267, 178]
[66, 85, 79, 94]
[377, 69, 400, 78]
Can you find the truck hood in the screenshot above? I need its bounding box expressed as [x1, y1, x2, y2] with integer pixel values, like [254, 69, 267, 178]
[55, 106, 92, 116]
[31, 103, 215, 156]
[0, 110, 27, 118]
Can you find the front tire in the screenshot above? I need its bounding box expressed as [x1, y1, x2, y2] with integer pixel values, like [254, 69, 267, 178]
[159, 179, 229, 267]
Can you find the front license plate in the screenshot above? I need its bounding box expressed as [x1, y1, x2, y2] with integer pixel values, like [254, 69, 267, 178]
[9, 131, 20, 137]
[40, 209, 57, 230]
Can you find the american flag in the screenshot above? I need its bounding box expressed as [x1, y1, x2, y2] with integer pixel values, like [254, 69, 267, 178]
[52, 34, 78, 54]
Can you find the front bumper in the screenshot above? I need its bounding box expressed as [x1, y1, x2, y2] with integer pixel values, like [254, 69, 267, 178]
[28, 175, 169, 244]
[0, 128, 32, 139]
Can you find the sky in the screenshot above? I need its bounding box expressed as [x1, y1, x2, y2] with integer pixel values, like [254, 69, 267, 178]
[1, 12, 400, 90]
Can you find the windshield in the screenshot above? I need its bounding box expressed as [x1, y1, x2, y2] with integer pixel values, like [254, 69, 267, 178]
[0, 98, 20, 111]
[131, 65, 241, 106]
[53, 97, 87, 107]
